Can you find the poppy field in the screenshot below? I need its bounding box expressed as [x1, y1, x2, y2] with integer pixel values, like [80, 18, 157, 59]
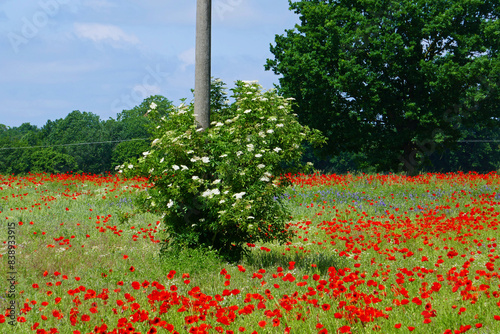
[1, 171, 500, 334]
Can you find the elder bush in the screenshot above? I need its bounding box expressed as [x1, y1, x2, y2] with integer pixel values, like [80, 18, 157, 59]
[123, 80, 326, 261]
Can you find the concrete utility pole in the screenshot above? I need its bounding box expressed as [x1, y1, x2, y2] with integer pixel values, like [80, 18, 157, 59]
[194, 0, 211, 131]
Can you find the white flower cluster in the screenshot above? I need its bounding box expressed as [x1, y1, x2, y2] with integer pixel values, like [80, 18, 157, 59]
[233, 192, 246, 199]
[202, 188, 220, 198]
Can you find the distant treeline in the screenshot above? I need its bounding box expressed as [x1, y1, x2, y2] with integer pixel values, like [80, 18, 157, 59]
[1, 94, 499, 175]
[0, 96, 171, 175]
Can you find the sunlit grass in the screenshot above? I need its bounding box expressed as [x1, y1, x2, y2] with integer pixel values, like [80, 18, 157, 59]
[1, 172, 499, 333]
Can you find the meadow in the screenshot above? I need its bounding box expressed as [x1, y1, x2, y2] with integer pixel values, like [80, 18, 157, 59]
[1, 171, 500, 334]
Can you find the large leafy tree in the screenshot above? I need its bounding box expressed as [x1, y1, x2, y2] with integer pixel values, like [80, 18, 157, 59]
[266, 0, 500, 173]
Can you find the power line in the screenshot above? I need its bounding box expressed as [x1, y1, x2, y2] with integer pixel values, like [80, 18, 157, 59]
[0, 138, 149, 151]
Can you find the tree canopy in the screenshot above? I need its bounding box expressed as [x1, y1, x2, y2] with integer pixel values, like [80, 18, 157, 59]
[266, 0, 500, 173]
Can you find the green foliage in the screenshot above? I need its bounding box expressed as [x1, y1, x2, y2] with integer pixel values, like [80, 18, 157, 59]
[266, 0, 500, 173]
[30, 148, 77, 174]
[123, 80, 326, 262]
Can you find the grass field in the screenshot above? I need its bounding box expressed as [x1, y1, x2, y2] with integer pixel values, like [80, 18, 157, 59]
[1, 171, 500, 334]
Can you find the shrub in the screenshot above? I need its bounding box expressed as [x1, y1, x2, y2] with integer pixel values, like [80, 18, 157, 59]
[122, 80, 326, 261]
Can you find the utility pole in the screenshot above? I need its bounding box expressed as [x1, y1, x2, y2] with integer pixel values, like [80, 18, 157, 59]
[194, 0, 211, 131]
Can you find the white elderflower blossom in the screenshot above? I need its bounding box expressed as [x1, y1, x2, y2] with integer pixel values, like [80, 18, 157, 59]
[181, 165, 189, 170]
[268, 116, 277, 121]
[150, 102, 157, 109]
[257, 164, 265, 169]
[247, 216, 255, 219]
[236, 151, 243, 157]
[201, 156, 210, 163]
[244, 109, 251, 114]
[152, 138, 160, 145]
[172, 165, 180, 170]
[192, 176, 200, 181]
[266, 129, 274, 134]
[201, 188, 220, 198]
[190, 157, 199, 162]
[258, 131, 266, 138]
[128, 164, 134, 169]
[215, 122, 224, 127]
[220, 154, 228, 158]
[255, 154, 262, 158]
[142, 151, 150, 156]
[213, 179, 221, 184]
[219, 199, 225, 204]
[187, 150, 194, 154]
[247, 144, 254, 151]
[167, 199, 174, 208]
[273, 147, 282, 153]
[260, 176, 270, 182]
[160, 158, 165, 163]
[233, 192, 246, 199]
[276, 123, 284, 128]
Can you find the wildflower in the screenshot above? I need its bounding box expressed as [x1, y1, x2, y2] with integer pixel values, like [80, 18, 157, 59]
[233, 192, 246, 199]
[257, 164, 265, 169]
[172, 165, 180, 170]
[244, 109, 251, 113]
[201, 157, 210, 163]
[142, 151, 150, 157]
[255, 154, 262, 158]
[267, 129, 274, 134]
[215, 122, 224, 127]
[276, 123, 284, 127]
[273, 147, 282, 153]
[181, 165, 189, 170]
[150, 102, 157, 109]
[167, 199, 174, 208]
[128, 164, 134, 169]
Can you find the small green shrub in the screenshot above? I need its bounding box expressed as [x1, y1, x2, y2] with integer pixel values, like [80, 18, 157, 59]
[122, 80, 326, 261]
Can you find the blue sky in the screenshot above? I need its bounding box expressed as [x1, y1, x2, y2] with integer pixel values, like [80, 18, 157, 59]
[0, 0, 299, 127]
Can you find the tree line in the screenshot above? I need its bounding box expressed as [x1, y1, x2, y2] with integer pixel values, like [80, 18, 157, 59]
[0, 96, 172, 175]
[1, 91, 499, 175]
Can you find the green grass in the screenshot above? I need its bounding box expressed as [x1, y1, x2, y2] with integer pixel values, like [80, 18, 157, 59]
[1, 172, 500, 333]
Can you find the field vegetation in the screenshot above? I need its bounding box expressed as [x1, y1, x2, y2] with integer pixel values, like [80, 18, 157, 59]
[1, 171, 500, 333]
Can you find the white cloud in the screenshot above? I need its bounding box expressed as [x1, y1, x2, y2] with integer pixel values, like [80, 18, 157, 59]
[178, 47, 195, 71]
[74, 23, 139, 45]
